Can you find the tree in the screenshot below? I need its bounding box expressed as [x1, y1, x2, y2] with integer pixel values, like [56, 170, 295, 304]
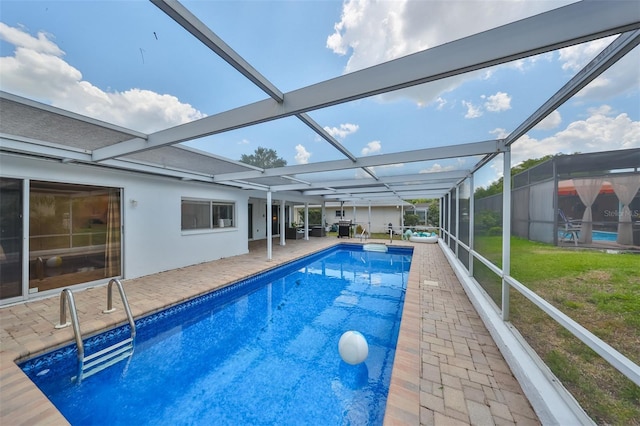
[403, 214, 420, 227]
[240, 147, 287, 168]
[426, 199, 440, 226]
[406, 198, 440, 227]
[474, 155, 554, 198]
[296, 208, 322, 225]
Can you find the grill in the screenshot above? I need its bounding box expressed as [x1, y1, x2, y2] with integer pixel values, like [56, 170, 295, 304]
[338, 220, 351, 238]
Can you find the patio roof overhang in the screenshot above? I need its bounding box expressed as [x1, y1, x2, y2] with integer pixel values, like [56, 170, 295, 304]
[1, 1, 639, 205]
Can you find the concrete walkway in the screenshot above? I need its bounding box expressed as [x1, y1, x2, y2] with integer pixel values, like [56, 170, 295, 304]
[0, 237, 539, 425]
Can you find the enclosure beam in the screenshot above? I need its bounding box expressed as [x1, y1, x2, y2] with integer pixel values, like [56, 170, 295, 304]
[213, 141, 500, 183]
[94, 1, 639, 160]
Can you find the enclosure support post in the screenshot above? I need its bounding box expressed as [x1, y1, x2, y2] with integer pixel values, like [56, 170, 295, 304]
[304, 203, 309, 240]
[455, 184, 460, 257]
[267, 191, 272, 261]
[279, 200, 286, 246]
[502, 148, 511, 321]
[469, 173, 475, 277]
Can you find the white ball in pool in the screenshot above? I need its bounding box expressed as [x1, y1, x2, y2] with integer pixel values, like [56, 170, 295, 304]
[338, 331, 369, 365]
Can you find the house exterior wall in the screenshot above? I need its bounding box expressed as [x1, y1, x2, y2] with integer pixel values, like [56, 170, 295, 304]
[124, 173, 248, 278]
[250, 200, 271, 240]
[322, 205, 405, 234]
[1, 154, 249, 299]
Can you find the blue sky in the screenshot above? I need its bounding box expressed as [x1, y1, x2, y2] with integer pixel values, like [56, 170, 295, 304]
[1, 0, 638, 186]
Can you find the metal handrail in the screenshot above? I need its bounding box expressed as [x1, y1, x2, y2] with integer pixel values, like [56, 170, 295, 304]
[54, 282, 136, 382]
[55, 289, 84, 366]
[103, 278, 136, 340]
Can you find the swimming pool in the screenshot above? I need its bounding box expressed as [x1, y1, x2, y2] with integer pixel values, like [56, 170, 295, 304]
[558, 230, 618, 242]
[20, 244, 412, 425]
[592, 230, 617, 242]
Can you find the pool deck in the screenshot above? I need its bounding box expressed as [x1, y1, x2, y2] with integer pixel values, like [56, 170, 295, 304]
[0, 237, 539, 425]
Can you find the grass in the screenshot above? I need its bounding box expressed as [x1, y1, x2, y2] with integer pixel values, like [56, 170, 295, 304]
[475, 235, 640, 425]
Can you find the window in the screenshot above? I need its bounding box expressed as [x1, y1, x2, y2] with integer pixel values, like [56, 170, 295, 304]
[182, 199, 235, 230]
[28, 181, 121, 293]
[335, 210, 342, 218]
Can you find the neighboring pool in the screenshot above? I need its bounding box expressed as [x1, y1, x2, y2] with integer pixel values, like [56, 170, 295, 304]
[20, 244, 413, 425]
[592, 230, 617, 242]
[559, 230, 618, 242]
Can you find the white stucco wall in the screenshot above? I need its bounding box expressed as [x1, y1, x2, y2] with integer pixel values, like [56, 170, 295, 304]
[325, 205, 405, 233]
[1, 154, 249, 296]
[123, 172, 248, 278]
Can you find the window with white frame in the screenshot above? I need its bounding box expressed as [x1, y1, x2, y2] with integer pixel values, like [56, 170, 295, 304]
[181, 199, 235, 230]
[335, 210, 342, 217]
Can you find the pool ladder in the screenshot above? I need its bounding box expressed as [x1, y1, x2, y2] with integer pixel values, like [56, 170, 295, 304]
[56, 278, 136, 382]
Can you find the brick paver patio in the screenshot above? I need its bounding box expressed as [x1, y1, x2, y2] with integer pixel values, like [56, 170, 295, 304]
[0, 237, 539, 425]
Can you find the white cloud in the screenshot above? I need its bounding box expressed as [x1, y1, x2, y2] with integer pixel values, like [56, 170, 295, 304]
[323, 123, 359, 139]
[0, 23, 205, 133]
[294, 144, 311, 164]
[464, 92, 511, 118]
[533, 110, 562, 131]
[238, 139, 250, 145]
[490, 128, 509, 139]
[558, 37, 640, 101]
[0, 22, 63, 55]
[462, 101, 482, 119]
[577, 50, 640, 101]
[511, 105, 639, 164]
[477, 106, 639, 188]
[327, 1, 569, 73]
[558, 38, 612, 73]
[361, 140, 381, 156]
[435, 97, 447, 110]
[328, 1, 637, 110]
[326, 0, 575, 107]
[484, 92, 511, 112]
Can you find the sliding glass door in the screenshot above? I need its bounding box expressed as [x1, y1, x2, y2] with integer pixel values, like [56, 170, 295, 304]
[0, 178, 23, 300]
[28, 181, 121, 294]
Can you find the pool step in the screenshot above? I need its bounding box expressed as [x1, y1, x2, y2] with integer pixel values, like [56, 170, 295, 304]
[363, 243, 388, 253]
[81, 338, 134, 379]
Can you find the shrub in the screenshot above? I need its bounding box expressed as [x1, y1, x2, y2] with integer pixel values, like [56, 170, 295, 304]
[488, 226, 503, 236]
[403, 214, 420, 227]
[475, 210, 501, 232]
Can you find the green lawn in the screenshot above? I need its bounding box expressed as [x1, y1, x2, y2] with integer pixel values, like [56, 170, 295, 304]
[476, 236, 640, 425]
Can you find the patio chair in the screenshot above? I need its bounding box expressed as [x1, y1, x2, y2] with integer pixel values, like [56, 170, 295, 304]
[558, 209, 581, 246]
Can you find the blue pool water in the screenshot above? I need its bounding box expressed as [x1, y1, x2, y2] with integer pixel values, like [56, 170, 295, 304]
[592, 230, 617, 242]
[559, 230, 618, 242]
[20, 244, 412, 425]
